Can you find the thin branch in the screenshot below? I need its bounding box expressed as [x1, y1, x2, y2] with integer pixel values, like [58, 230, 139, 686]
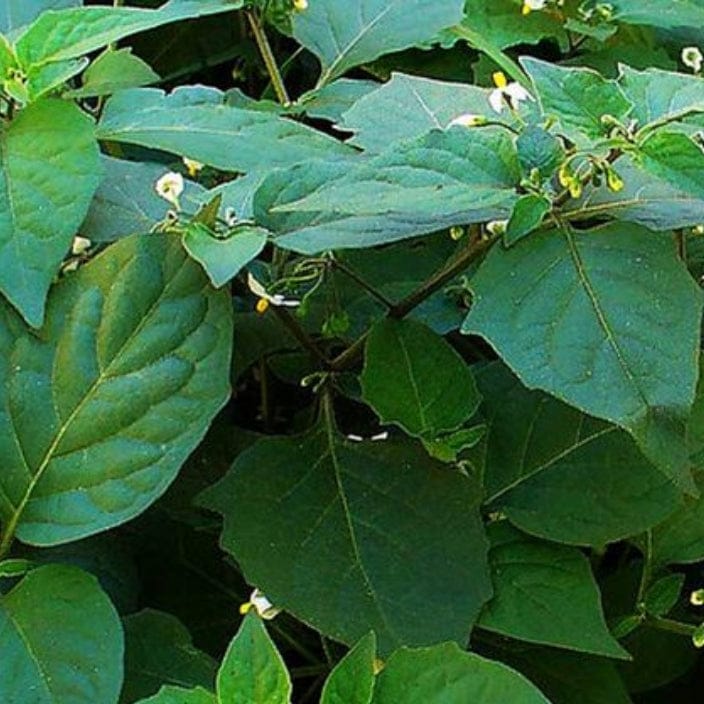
[270, 305, 329, 366]
[332, 258, 394, 308]
[246, 10, 291, 106]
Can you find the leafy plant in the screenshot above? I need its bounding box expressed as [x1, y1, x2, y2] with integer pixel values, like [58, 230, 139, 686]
[1, 0, 704, 702]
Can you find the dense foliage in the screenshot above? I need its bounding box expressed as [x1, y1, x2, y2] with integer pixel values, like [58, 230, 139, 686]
[1, 0, 704, 701]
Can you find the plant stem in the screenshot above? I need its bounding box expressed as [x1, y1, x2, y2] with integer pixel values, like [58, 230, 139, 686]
[329, 233, 499, 371]
[637, 530, 653, 604]
[646, 615, 697, 637]
[246, 10, 291, 106]
[0, 529, 13, 561]
[270, 306, 329, 366]
[332, 258, 394, 308]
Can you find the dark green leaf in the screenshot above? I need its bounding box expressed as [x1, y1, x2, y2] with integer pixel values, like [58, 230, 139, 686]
[0, 233, 233, 547]
[480, 523, 629, 659]
[0, 564, 123, 704]
[505, 194, 550, 247]
[637, 131, 704, 199]
[199, 414, 491, 655]
[643, 573, 685, 617]
[516, 126, 566, 179]
[610, 0, 704, 29]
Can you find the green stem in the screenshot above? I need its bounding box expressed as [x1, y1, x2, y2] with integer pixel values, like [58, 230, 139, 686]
[270, 306, 329, 366]
[646, 615, 697, 637]
[450, 25, 529, 89]
[0, 529, 13, 561]
[332, 258, 394, 309]
[637, 530, 653, 604]
[246, 10, 291, 106]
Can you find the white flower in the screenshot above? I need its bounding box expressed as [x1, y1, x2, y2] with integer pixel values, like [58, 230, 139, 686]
[71, 236, 91, 256]
[247, 272, 300, 309]
[489, 71, 533, 113]
[224, 207, 238, 227]
[240, 589, 281, 620]
[682, 46, 703, 73]
[447, 113, 487, 129]
[182, 156, 204, 177]
[293, 0, 308, 10]
[522, 0, 548, 14]
[486, 219, 508, 236]
[155, 172, 184, 208]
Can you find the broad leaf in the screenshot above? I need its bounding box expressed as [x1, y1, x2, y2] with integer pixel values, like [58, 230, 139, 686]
[371, 643, 551, 704]
[637, 130, 704, 199]
[137, 687, 216, 704]
[292, 0, 465, 85]
[300, 79, 379, 123]
[516, 126, 565, 180]
[15, 1, 244, 68]
[618, 65, 704, 126]
[340, 72, 498, 152]
[200, 413, 492, 655]
[361, 318, 480, 439]
[0, 564, 123, 704]
[81, 156, 205, 243]
[521, 58, 632, 145]
[0, 98, 101, 327]
[610, 0, 704, 29]
[216, 614, 291, 704]
[505, 194, 550, 247]
[0, 0, 78, 33]
[97, 87, 352, 174]
[474, 364, 683, 547]
[121, 610, 217, 703]
[0, 233, 233, 547]
[463, 223, 703, 490]
[479, 523, 629, 659]
[182, 224, 268, 288]
[259, 129, 520, 253]
[321, 633, 376, 704]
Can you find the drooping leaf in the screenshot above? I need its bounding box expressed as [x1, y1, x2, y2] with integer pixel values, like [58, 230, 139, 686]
[182, 224, 268, 288]
[66, 47, 160, 99]
[258, 128, 520, 253]
[81, 156, 205, 243]
[321, 633, 376, 704]
[121, 609, 217, 704]
[97, 86, 352, 174]
[0, 98, 101, 327]
[0, 233, 233, 547]
[14, 1, 245, 68]
[473, 364, 683, 547]
[371, 643, 551, 704]
[521, 58, 632, 145]
[292, 0, 465, 85]
[463, 223, 703, 490]
[0, 564, 123, 704]
[479, 523, 629, 659]
[199, 412, 492, 655]
[339, 72, 498, 152]
[216, 614, 291, 704]
[361, 318, 480, 439]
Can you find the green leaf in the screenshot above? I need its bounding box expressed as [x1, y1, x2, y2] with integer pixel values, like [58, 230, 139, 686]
[479, 523, 629, 659]
[505, 194, 550, 247]
[0, 233, 233, 547]
[0, 564, 123, 704]
[292, 0, 465, 85]
[618, 65, 704, 126]
[610, 0, 704, 29]
[637, 130, 704, 200]
[259, 129, 520, 254]
[361, 318, 480, 439]
[0, 0, 78, 33]
[339, 72, 499, 152]
[216, 614, 291, 704]
[474, 364, 683, 547]
[66, 47, 160, 99]
[14, 1, 244, 68]
[137, 687, 216, 704]
[121, 609, 217, 704]
[568, 156, 704, 231]
[82, 156, 205, 243]
[97, 87, 352, 174]
[463, 223, 703, 490]
[516, 125, 566, 179]
[643, 573, 685, 617]
[0, 98, 101, 327]
[199, 408, 492, 655]
[371, 643, 551, 703]
[321, 633, 376, 704]
[182, 224, 268, 288]
[299, 79, 379, 123]
[520, 57, 632, 145]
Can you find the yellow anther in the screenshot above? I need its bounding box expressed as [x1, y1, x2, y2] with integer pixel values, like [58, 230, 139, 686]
[492, 71, 508, 89]
[256, 298, 270, 315]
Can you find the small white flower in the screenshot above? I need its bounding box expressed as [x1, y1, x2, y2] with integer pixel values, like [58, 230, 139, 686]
[522, 0, 548, 13]
[489, 71, 533, 113]
[155, 172, 184, 208]
[447, 113, 487, 129]
[247, 272, 300, 308]
[293, 0, 308, 10]
[240, 588, 281, 620]
[71, 236, 92, 256]
[682, 46, 703, 73]
[182, 156, 204, 177]
[371, 432, 389, 441]
[486, 219, 508, 236]
[346, 434, 364, 442]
